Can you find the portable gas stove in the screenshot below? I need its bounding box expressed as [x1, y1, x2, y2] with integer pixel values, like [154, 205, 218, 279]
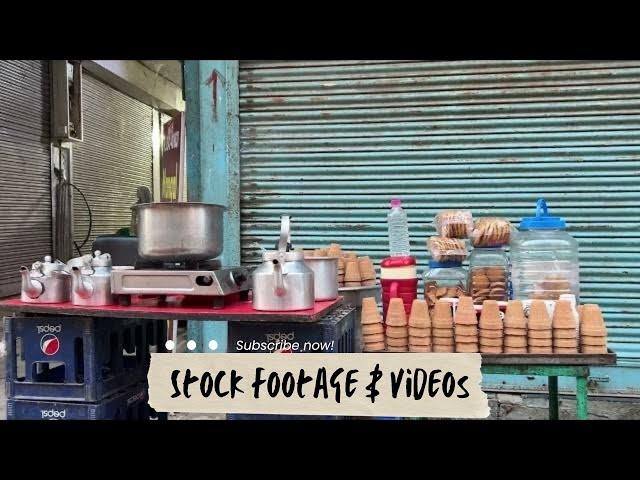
[110, 259, 251, 309]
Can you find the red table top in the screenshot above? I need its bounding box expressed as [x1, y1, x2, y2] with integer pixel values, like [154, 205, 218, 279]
[0, 296, 343, 323]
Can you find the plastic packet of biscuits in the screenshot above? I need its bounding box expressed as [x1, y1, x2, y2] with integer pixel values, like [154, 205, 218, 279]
[427, 236, 468, 262]
[434, 210, 473, 239]
[470, 217, 513, 247]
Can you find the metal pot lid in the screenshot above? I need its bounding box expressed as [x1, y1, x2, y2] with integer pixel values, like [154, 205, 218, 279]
[91, 250, 112, 267]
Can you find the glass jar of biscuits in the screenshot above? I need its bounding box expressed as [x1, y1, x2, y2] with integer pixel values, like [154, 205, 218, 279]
[468, 248, 509, 305]
[424, 260, 468, 310]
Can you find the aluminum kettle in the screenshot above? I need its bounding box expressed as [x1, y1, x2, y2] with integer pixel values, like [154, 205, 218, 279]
[69, 250, 115, 306]
[252, 216, 315, 311]
[20, 256, 70, 303]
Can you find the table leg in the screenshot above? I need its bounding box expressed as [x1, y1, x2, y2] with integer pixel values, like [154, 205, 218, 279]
[576, 376, 589, 420]
[548, 376, 559, 420]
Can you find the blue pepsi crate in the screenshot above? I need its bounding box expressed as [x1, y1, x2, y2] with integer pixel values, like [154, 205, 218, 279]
[227, 305, 354, 420]
[4, 316, 166, 402]
[7, 383, 151, 420]
[228, 305, 355, 354]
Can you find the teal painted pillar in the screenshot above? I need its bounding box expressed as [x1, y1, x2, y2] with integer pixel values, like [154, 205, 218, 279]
[184, 60, 240, 353]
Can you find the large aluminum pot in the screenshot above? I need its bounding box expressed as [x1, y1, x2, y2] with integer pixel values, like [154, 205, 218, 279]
[133, 202, 224, 262]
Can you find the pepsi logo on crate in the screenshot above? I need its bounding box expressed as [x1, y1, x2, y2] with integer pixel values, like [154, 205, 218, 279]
[4, 316, 166, 403]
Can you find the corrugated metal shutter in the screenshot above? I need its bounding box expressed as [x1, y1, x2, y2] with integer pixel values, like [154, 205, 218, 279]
[239, 60, 640, 367]
[0, 60, 51, 297]
[71, 71, 154, 254]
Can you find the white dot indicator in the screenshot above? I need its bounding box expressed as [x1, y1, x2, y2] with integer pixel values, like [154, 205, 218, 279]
[187, 340, 197, 351]
[165, 340, 175, 351]
[208, 340, 219, 351]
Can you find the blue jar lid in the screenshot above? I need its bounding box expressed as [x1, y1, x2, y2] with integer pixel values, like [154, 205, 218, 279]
[519, 199, 566, 230]
[428, 260, 463, 268]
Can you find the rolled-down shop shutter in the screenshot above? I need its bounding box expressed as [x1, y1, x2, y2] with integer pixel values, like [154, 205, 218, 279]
[239, 60, 640, 367]
[0, 60, 51, 297]
[71, 71, 154, 254]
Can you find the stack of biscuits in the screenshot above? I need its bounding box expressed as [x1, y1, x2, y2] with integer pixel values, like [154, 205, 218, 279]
[454, 296, 479, 353]
[580, 304, 608, 354]
[470, 266, 507, 304]
[479, 300, 504, 353]
[470, 217, 512, 248]
[385, 298, 409, 352]
[434, 210, 473, 239]
[432, 300, 455, 353]
[408, 299, 431, 352]
[361, 297, 385, 352]
[552, 300, 578, 354]
[503, 300, 527, 353]
[528, 300, 553, 353]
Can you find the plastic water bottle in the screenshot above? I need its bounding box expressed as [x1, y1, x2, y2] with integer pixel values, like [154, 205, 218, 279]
[387, 198, 411, 257]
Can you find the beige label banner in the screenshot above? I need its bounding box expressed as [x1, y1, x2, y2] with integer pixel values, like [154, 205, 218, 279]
[147, 353, 489, 418]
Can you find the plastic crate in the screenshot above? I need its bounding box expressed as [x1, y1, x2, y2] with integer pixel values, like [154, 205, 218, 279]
[227, 305, 354, 420]
[4, 316, 166, 402]
[228, 305, 355, 354]
[6, 383, 151, 420]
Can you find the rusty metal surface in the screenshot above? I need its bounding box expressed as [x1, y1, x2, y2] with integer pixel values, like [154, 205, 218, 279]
[238, 60, 640, 367]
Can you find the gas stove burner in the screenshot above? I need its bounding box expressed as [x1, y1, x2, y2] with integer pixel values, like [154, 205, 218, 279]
[111, 265, 251, 309]
[134, 258, 222, 271]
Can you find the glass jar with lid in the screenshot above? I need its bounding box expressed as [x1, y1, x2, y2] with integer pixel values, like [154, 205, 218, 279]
[423, 260, 468, 309]
[510, 199, 579, 301]
[468, 247, 509, 305]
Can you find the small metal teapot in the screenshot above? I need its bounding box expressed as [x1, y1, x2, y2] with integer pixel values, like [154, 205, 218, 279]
[68, 250, 115, 306]
[20, 256, 70, 303]
[252, 216, 315, 311]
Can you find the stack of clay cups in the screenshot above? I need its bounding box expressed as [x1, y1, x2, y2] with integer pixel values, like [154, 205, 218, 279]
[528, 300, 553, 353]
[479, 300, 503, 353]
[344, 258, 362, 287]
[408, 299, 431, 352]
[337, 257, 345, 286]
[580, 304, 608, 354]
[361, 297, 385, 352]
[503, 300, 527, 353]
[385, 298, 409, 352]
[358, 256, 377, 286]
[552, 300, 578, 354]
[454, 296, 479, 353]
[432, 300, 455, 353]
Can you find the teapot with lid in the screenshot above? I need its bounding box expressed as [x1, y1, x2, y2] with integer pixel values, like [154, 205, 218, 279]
[20, 255, 70, 303]
[69, 250, 115, 306]
[252, 216, 315, 311]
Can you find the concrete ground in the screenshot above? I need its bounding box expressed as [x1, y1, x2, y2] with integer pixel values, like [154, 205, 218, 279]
[1, 322, 639, 420]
